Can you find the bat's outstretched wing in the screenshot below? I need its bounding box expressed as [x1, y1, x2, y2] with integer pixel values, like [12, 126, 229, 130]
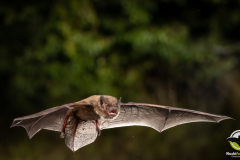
[99, 102, 232, 132]
[10, 103, 90, 138]
[11, 102, 97, 152]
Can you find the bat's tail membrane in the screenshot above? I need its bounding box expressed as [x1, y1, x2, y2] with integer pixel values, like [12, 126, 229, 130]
[64, 118, 98, 152]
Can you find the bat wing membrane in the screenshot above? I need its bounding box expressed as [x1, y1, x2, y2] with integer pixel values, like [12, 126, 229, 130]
[11, 103, 90, 139]
[99, 102, 232, 132]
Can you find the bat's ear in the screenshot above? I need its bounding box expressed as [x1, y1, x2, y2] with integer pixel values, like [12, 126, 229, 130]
[98, 95, 107, 109]
[117, 97, 121, 108]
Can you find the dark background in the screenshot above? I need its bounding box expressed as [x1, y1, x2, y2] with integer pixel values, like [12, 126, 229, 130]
[1, 0, 240, 159]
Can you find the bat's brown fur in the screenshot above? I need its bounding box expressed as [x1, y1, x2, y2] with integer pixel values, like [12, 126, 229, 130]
[73, 95, 119, 119]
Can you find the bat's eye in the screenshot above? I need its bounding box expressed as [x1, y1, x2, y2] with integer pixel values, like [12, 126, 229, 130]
[106, 107, 108, 110]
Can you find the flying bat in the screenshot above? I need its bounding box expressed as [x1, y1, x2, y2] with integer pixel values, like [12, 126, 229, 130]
[11, 95, 232, 152]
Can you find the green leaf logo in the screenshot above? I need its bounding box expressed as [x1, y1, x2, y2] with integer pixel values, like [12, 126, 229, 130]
[229, 141, 240, 151]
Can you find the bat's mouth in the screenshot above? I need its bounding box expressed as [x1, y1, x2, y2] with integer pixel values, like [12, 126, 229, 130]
[107, 109, 117, 116]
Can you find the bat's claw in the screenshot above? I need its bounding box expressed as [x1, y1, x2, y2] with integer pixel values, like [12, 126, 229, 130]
[97, 127, 101, 136]
[60, 132, 65, 138]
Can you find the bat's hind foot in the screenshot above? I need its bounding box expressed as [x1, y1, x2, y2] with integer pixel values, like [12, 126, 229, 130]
[60, 132, 65, 138]
[60, 115, 70, 138]
[96, 120, 101, 136]
[97, 127, 101, 136]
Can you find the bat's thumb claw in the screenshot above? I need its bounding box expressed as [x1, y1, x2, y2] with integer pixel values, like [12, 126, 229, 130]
[60, 132, 65, 138]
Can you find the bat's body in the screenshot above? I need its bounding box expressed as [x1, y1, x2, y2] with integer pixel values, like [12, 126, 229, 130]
[11, 95, 232, 152]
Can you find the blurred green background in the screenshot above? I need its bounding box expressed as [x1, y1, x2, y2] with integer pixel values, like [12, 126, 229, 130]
[1, 0, 240, 159]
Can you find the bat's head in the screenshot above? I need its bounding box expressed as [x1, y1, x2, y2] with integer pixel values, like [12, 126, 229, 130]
[98, 95, 121, 119]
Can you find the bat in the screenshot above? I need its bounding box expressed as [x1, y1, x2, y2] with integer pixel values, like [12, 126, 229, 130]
[11, 95, 232, 152]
